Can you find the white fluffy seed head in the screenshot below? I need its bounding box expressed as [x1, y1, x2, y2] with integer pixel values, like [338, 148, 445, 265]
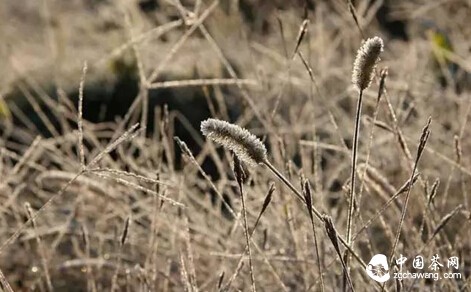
[201, 118, 267, 166]
[352, 36, 384, 92]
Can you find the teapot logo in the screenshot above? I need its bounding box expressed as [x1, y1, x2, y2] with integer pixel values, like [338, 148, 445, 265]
[366, 254, 390, 283]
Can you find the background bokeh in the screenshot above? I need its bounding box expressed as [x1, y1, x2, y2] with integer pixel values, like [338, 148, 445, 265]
[0, 0, 470, 291]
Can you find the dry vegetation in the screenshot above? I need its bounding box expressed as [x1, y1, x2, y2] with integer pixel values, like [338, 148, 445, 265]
[0, 0, 471, 291]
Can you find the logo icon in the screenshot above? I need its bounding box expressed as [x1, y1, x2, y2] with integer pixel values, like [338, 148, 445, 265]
[366, 254, 390, 283]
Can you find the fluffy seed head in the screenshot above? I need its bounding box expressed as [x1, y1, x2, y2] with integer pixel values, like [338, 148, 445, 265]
[352, 36, 384, 91]
[201, 118, 267, 166]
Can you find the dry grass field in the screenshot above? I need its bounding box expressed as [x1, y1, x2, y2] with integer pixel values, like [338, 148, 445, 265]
[0, 0, 471, 291]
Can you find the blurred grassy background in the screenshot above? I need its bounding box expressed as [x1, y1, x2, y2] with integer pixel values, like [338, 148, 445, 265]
[0, 0, 471, 291]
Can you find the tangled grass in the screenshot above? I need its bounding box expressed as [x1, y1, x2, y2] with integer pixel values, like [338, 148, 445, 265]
[0, 0, 471, 291]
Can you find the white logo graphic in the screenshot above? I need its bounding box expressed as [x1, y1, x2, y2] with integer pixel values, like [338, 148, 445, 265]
[366, 254, 390, 283]
[368, 254, 463, 281]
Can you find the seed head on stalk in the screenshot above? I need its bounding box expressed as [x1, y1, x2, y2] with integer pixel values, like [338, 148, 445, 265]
[201, 118, 267, 166]
[352, 36, 384, 91]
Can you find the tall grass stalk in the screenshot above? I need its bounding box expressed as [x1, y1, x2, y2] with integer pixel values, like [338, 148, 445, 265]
[345, 38, 383, 280]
